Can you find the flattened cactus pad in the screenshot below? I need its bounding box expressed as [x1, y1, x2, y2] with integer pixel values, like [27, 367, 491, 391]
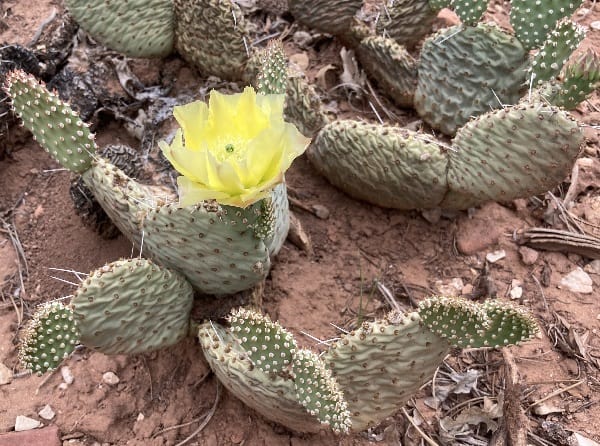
[375, 0, 437, 48]
[19, 302, 79, 374]
[5, 70, 96, 173]
[66, 0, 175, 57]
[289, 0, 362, 35]
[72, 259, 193, 354]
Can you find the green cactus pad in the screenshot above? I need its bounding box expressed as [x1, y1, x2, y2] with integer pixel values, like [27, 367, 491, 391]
[308, 120, 449, 209]
[173, 0, 249, 81]
[81, 158, 170, 248]
[356, 36, 418, 108]
[375, 0, 437, 48]
[510, 0, 583, 51]
[199, 322, 323, 433]
[141, 200, 271, 296]
[551, 49, 600, 109]
[285, 73, 329, 137]
[19, 302, 80, 375]
[258, 184, 290, 258]
[293, 349, 352, 434]
[415, 24, 528, 136]
[289, 0, 362, 36]
[255, 40, 288, 95]
[418, 296, 489, 347]
[442, 102, 583, 209]
[228, 307, 297, 373]
[71, 259, 193, 355]
[4, 70, 96, 173]
[66, 0, 174, 57]
[323, 312, 450, 431]
[451, 0, 488, 25]
[429, 0, 452, 11]
[474, 300, 539, 348]
[530, 20, 585, 85]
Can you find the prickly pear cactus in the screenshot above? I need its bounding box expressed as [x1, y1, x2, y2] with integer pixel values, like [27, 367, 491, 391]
[65, 0, 175, 57]
[71, 258, 193, 355]
[4, 70, 96, 173]
[414, 24, 528, 136]
[289, 0, 362, 36]
[19, 302, 80, 374]
[375, 0, 438, 48]
[549, 49, 600, 109]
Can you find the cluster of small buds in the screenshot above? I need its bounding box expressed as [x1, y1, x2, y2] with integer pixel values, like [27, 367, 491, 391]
[228, 307, 297, 373]
[293, 349, 352, 434]
[4, 70, 96, 173]
[19, 301, 79, 375]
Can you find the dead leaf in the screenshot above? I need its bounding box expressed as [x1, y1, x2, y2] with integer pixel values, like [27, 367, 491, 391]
[339, 47, 365, 94]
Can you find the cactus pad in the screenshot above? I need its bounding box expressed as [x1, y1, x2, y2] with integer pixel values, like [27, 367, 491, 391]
[551, 49, 600, 109]
[255, 40, 288, 95]
[415, 24, 528, 136]
[19, 302, 79, 374]
[323, 311, 449, 431]
[293, 349, 352, 434]
[356, 36, 418, 108]
[285, 73, 329, 137]
[443, 102, 583, 208]
[199, 322, 323, 433]
[66, 0, 175, 58]
[529, 20, 585, 85]
[308, 120, 449, 209]
[173, 0, 249, 81]
[4, 70, 96, 173]
[375, 0, 437, 48]
[451, 0, 487, 25]
[228, 307, 297, 373]
[510, 0, 583, 51]
[71, 259, 193, 355]
[475, 300, 539, 348]
[289, 0, 362, 36]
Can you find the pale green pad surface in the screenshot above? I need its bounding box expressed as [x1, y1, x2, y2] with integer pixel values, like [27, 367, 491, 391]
[289, 0, 362, 35]
[173, 0, 249, 81]
[356, 36, 418, 108]
[323, 312, 449, 431]
[19, 302, 79, 374]
[415, 24, 528, 136]
[442, 103, 583, 208]
[141, 200, 271, 296]
[375, 0, 437, 47]
[199, 323, 323, 433]
[66, 0, 174, 57]
[72, 259, 193, 355]
[308, 120, 449, 209]
[5, 70, 95, 173]
[510, 0, 583, 50]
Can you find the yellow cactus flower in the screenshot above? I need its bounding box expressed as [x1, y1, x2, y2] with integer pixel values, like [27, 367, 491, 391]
[159, 87, 310, 208]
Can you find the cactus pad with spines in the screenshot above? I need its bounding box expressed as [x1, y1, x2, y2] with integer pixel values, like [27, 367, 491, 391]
[442, 102, 583, 209]
[71, 259, 193, 355]
[289, 0, 362, 36]
[415, 24, 528, 136]
[173, 0, 249, 81]
[375, 0, 437, 48]
[551, 49, 600, 109]
[475, 300, 539, 348]
[308, 120, 449, 209]
[356, 36, 418, 108]
[285, 73, 329, 137]
[255, 40, 288, 95]
[451, 0, 487, 25]
[227, 307, 297, 373]
[19, 302, 80, 374]
[323, 311, 450, 431]
[510, 0, 583, 51]
[4, 70, 96, 173]
[293, 349, 352, 434]
[257, 184, 289, 257]
[66, 0, 175, 58]
[529, 20, 585, 85]
[199, 323, 324, 433]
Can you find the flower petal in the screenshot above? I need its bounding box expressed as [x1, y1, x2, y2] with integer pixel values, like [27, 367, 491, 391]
[173, 101, 209, 150]
[177, 176, 230, 207]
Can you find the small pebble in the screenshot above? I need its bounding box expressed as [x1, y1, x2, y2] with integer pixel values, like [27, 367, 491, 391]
[510, 286, 523, 300]
[57, 382, 69, 391]
[590, 20, 600, 30]
[312, 204, 330, 219]
[560, 267, 593, 294]
[102, 371, 120, 386]
[435, 278, 464, 297]
[292, 31, 313, 48]
[421, 208, 442, 224]
[136, 413, 144, 422]
[518, 246, 539, 265]
[584, 260, 600, 275]
[60, 366, 74, 385]
[14, 415, 42, 432]
[0, 362, 12, 385]
[38, 404, 55, 421]
[486, 250, 506, 263]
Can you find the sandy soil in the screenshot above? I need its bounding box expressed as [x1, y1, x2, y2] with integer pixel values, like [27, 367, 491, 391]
[0, 0, 599, 445]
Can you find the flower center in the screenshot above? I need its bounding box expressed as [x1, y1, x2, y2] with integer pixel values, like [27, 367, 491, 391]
[225, 143, 235, 153]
